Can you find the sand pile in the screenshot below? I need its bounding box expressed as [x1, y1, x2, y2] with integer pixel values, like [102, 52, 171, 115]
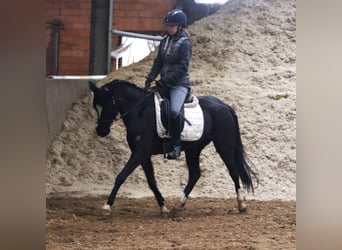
[46, 0, 296, 201]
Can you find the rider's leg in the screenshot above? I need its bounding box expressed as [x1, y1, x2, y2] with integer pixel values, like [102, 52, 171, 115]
[167, 85, 188, 159]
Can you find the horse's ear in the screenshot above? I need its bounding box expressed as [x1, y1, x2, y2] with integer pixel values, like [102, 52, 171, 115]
[89, 81, 98, 93]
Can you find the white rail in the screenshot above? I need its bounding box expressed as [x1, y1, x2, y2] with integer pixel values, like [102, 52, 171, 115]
[112, 29, 163, 41]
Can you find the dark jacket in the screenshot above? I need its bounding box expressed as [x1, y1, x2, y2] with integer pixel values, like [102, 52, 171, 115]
[147, 29, 192, 88]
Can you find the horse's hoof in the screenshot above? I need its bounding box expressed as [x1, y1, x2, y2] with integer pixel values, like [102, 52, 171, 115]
[102, 204, 111, 211]
[102, 204, 112, 215]
[238, 204, 248, 213]
[178, 194, 187, 208]
[161, 205, 170, 214]
[178, 201, 186, 208]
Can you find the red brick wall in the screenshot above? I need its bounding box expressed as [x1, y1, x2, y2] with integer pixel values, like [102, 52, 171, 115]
[113, 0, 176, 31]
[46, 0, 91, 75]
[46, 0, 176, 76]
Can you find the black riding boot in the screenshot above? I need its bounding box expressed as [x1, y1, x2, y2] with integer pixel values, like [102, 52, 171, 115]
[167, 116, 182, 160]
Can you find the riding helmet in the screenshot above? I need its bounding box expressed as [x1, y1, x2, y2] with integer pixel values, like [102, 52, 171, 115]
[163, 9, 187, 27]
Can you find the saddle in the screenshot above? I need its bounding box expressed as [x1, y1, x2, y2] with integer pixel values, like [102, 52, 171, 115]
[154, 92, 204, 142]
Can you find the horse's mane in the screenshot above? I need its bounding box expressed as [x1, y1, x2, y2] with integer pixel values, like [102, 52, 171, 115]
[103, 79, 146, 93]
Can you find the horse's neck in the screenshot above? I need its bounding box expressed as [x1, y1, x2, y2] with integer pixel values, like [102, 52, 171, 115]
[118, 87, 147, 116]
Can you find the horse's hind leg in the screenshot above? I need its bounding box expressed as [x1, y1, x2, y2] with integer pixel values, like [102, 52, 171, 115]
[229, 170, 248, 212]
[141, 159, 169, 213]
[213, 140, 248, 212]
[177, 149, 202, 208]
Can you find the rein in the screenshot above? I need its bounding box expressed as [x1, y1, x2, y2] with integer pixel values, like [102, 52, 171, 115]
[118, 91, 153, 119]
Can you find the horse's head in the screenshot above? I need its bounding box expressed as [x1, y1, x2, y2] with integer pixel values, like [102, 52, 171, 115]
[89, 81, 120, 137]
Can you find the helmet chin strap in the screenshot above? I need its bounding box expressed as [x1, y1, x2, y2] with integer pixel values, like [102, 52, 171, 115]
[168, 26, 182, 37]
[173, 26, 182, 36]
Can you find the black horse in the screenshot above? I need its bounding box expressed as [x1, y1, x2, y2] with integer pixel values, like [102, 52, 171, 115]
[89, 79, 258, 213]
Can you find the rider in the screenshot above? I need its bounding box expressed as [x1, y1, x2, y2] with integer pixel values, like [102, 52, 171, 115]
[145, 9, 192, 160]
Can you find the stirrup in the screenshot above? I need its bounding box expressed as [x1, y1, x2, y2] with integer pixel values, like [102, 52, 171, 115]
[167, 145, 181, 160]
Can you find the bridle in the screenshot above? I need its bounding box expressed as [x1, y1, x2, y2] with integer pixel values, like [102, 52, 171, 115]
[94, 91, 153, 125]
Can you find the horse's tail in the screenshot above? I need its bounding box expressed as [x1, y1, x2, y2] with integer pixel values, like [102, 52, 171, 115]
[231, 108, 258, 193]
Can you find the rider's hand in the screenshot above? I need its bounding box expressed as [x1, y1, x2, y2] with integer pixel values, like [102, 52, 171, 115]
[145, 77, 153, 90]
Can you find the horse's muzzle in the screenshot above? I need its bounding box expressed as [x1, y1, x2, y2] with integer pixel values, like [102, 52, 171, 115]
[96, 126, 110, 137]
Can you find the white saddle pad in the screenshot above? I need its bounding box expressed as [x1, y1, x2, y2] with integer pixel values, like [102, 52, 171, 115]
[154, 93, 204, 141]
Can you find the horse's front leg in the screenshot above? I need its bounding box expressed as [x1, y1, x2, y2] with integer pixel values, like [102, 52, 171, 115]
[141, 159, 169, 214]
[176, 149, 202, 208]
[102, 155, 140, 212]
[168, 150, 201, 218]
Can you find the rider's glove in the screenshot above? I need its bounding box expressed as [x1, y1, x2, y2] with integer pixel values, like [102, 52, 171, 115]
[145, 77, 153, 89]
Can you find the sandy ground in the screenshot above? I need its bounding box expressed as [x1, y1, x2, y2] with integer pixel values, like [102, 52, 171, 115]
[46, 0, 296, 202]
[46, 0, 296, 248]
[47, 197, 296, 249]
